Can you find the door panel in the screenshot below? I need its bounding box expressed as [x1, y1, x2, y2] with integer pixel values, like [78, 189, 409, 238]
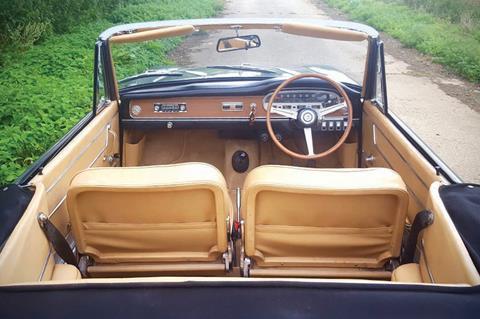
[362, 101, 443, 221]
[30, 102, 119, 234]
[420, 182, 480, 285]
[0, 184, 55, 284]
[0, 103, 119, 284]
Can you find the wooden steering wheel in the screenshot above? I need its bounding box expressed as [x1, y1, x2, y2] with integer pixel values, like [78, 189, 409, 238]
[266, 73, 353, 160]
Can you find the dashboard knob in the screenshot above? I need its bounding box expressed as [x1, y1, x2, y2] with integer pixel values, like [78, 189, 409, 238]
[232, 150, 249, 173]
[260, 133, 269, 143]
[131, 105, 142, 116]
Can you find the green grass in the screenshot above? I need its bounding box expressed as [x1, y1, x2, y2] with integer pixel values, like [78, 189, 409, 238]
[324, 0, 480, 83]
[0, 0, 223, 186]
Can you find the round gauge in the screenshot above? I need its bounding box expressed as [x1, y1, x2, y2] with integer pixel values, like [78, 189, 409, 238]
[131, 105, 142, 116]
[313, 93, 329, 103]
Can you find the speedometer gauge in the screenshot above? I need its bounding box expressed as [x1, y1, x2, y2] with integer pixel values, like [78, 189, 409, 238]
[263, 89, 341, 111]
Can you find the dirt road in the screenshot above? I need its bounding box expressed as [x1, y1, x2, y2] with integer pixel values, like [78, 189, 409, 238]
[173, 0, 480, 183]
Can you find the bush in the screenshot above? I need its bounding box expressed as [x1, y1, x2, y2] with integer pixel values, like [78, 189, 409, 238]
[0, 0, 126, 51]
[0, 0, 223, 186]
[398, 0, 480, 31]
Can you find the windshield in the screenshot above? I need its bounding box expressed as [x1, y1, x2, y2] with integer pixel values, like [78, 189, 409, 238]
[112, 28, 368, 89]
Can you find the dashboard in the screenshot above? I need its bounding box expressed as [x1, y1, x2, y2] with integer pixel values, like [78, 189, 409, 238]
[127, 89, 350, 132]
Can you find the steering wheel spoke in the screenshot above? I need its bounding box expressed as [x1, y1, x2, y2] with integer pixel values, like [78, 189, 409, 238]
[304, 127, 315, 156]
[315, 102, 347, 118]
[270, 107, 298, 119]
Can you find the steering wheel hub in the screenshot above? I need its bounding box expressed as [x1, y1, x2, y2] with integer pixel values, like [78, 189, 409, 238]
[298, 108, 317, 127]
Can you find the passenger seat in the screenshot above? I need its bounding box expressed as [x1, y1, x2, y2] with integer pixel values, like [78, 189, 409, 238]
[67, 163, 233, 277]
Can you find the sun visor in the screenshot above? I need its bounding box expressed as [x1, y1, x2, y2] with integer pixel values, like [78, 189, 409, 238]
[282, 23, 368, 42]
[109, 25, 195, 44]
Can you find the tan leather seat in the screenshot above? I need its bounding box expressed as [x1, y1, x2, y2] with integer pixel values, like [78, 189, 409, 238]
[391, 263, 422, 283]
[51, 264, 82, 281]
[67, 163, 233, 276]
[242, 166, 408, 279]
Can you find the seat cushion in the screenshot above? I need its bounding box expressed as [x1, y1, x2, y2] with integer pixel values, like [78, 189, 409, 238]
[67, 163, 232, 264]
[243, 166, 408, 269]
[51, 264, 81, 281]
[391, 263, 422, 283]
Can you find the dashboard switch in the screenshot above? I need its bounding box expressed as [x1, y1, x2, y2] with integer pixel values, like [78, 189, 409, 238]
[222, 102, 243, 111]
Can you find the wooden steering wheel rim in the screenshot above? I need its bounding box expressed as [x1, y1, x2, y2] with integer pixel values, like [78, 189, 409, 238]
[266, 73, 354, 160]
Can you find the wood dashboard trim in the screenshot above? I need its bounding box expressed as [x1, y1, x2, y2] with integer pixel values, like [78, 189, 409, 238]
[128, 96, 279, 119]
[128, 96, 347, 120]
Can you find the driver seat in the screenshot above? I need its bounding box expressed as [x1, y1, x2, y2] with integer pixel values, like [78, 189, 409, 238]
[241, 165, 408, 279]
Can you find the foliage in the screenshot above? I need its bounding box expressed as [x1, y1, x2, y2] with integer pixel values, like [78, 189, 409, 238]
[0, 0, 126, 51]
[397, 0, 480, 32]
[324, 0, 480, 83]
[0, 0, 222, 186]
[112, 39, 182, 80]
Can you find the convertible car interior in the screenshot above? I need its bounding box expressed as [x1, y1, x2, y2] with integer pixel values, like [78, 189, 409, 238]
[1, 19, 479, 297]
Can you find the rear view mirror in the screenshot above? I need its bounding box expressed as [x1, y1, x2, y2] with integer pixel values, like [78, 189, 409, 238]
[216, 35, 261, 52]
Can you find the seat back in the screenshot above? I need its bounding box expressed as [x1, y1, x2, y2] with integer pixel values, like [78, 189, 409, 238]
[67, 163, 232, 267]
[242, 166, 408, 273]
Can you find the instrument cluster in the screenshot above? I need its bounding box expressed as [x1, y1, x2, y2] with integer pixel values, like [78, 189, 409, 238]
[262, 89, 342, 111]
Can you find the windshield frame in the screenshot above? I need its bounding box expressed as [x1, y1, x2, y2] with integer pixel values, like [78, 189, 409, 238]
[100, 18, 379, 41]
[99, 18, 380, 101]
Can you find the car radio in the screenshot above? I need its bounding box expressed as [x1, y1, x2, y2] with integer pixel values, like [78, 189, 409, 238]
[153, 103, 187, 113]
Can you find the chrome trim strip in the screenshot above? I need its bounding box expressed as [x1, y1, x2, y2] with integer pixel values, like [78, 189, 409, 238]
[372, 120, 431, 190]
[48, 126, 111, 218]
[90, 134, 110, 166]
[48, 195, 67, 218]
[46, 123, 110, 194]
[373, 145, 424, 209]
[16, 111, 94, 185]
[406, 185, 424, 209]
[388, 111, 461, 183]
[38, 249, 52, 281]
[421, 239, 435, 283]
